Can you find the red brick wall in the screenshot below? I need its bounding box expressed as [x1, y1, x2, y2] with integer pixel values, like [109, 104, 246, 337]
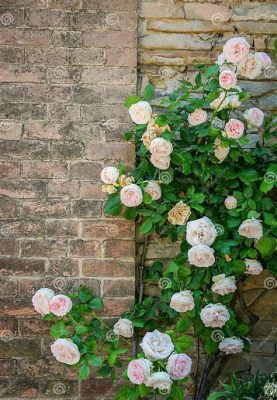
[0, 0, 137, 397]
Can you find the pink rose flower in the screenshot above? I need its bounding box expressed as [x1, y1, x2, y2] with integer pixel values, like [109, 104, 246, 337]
[100, 166, 119, 184]
[244, 108, 264, 128]
[149, 138, 173, 157]
[166, 353, 192, 380]
[219, 69, 237, 90]
[238, 52, 263, 79]
[188, 109, 207, 126]
[224, 196, 237, 210]
[145, 181, 162, 200]
[51, 338, 80, 365]
[127, 359, 152, 385]
[49, 295, 72, 317]
[223, 37, 250, 64]
[225, 119, 244, 139]
[255, 52, 271, 68]
[32, 288, 54, 316]
[170, 290, 195, 313]
[238, 218, 263, 240]
[188, 244, 215, 268]
[120, 184, 143, 207]
[150, 154, 170, 170]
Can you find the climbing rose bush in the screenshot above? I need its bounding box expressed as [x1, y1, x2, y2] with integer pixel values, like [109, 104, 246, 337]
[32, 37, 276, 399]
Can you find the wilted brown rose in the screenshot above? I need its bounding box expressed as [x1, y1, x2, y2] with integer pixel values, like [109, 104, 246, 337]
[167, 202, 191, 225]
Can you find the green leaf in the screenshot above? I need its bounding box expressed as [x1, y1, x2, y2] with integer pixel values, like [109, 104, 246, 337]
[104, 193, 122, 216]
[175, 335, 193, 352]
[78, 286, 93, 303]
[207, 392, 225, 400]
[116, 385, 140, 400]
[176, 318, 191, 333]
[108, 351, 117, 366]
[124, 95, 141, 108]
[139, 218, 153, 235]
[204, 338, 218, 355]
[239, 170, 260, 184]
[263, 212, 277, 226]
[260, 180, 274, 193]
[236, 323, 250, 336]
[88, 355, 102, 367]
[51, 320, 69, 338]
[124, 131, 133, 141]
[139, 384, 150, 398]
[132, 319, 144, 327]
[143, 83, 155, 100]
[256, 236, 276, 258]
[78, 364, 90, 380]
[75, 325, 90, 335]
[124, 207, 137, 220]
[89, 298, 104, 310]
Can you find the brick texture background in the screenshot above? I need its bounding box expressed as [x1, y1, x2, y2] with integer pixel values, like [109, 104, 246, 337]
[0, 0, 276, 398]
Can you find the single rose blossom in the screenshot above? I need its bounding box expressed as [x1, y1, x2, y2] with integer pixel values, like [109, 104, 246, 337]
[255, 52, 271, 68]
[100, 166, 119, 185]
[200, 303, 230, 328]
[149, 138, 173, 157]
[214, 138, 230, 162]
[166, 353, 192, 380]
[188, 244, 215, 268]
[49, 294, 72, 317]
[150, 154, 171, 170]
[113, 318, 134, 338]
[238, 52, 263, 79]
[211, 274, 237, 295]
[219, 69, 237, 90]
[188, 108, 207, 126]
[120, 184, 143, 207]
[244, 259, 263, 275]
[167, 202, 191, 225]
[244, 107, 264, 128]
[51, 338, 80, 365]
[145, 181, 161, 201]
[170, 290, 195, 313]
[142, 118, 170, 149]
[219, 337, 244, 354]
[225, 118, 244, 139]
[32, 288, 54, 316]
[186, 216, 217, 246]
[224, 196, 237, 209]
[145, 372, 173, 393]
[140, 330, 174, 361]
[129, 101, 152, 125]
[127, 358, 152, 385]
[238, 218, 263, 240]
[223, 37, 250, 64]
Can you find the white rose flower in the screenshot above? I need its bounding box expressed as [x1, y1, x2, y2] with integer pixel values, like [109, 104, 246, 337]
[219, 337, 244, 354]
[145, 372, 173, 393]
[140, 330, 174, 361]
[238, 218, 263, 240]
[145, 181, 161, 201]
[129, 101, 152, 125]
[166, 353, 192, 380]
[243, 108, 264, 128]
[211, 274, 237, 295]
[186, 216, 217, 246]
[170, 290, 195, 313]
[224, 196, 237, 210]
[200, 303, 230, 328]
[188, 244, 215, 268]
[113, 318, 134, 338]
[149, 137, 173, 157]
[127, 358, 153, 385]
[32, 288, 54, 316]
[238, 52, 263, 79]
[214, 138, 230, 163]
[244, 259, 263, 275]
[100, 166, 119, 185]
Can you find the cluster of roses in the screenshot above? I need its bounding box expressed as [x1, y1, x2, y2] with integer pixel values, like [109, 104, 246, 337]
[32, 288, 81, 365]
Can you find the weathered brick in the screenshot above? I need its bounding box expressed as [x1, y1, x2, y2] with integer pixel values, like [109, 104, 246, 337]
[83, 31, 136, 48]
[50, 0, 82, 9]
[0, 47, 24, 64]
[232, 4, 277, 22]
[24, 121, 64, 140]
[0, 377, 39, 397]
[51, 141, 84, 159]
[147, 19, 233, 33]
[85, 142, 135, 162]
[0, 162, 20, 178]
[21, 238, 68, 257]
[0, 121, 22, 140]
[102, 298, 134, 317]
[81, 105, 128, 123]
[0, 258, 45, 276]
[72, 200, 102, 217]
[73, 10, 136, 31]
[0, 195, 19, 218]
[41, 379, 79, 397]
[102, 240, 135, 258]
[46, 219, 80, 237]
[103, 279, 135, 297]
[70, 239, 101, 257]
[22, 200, 69, 218]
[140, 34, 211, 50]
[0, 84, 24, 102]
[80, 182, 104, 199]
[18, 318, 50, 337]
[17, 356, 77, 378]
[234, 22, 277, 34]
[82, 0, 136, 11]
[0, 28, 51, 46]
[46, 258, 79, 277]
[27, 47, 70, 65]
[70, 161, 101, 180]
[0, 219, 44, 238]
[0, 7, 24, 27]
[22, 161, 68, 179]
[140, 3, 184, 18]
[0, 337, 40, 358]
[71, 48, 106, 65]
[0, 180, 46, 199]
[0, 64, 46, 83]
[82, 259, 135, 277]
[0, 276, 18, 296]
[0, 102, 47, 120]
[0, 140, 49, 160]
[82, 219, 135, 239]
[184, 3, 230, 21]
[0, 360, 16, 376]
[105, 48, 137, 66]
[49, 104, 81, 122]
[24, 84, 72, 103]
[48, 180, 80, 198]
[1, 297, 35, 317]
[73, 85, 106, 104]
[52, 30, 83, 47]
[81, 67, 136, 85]
[0, 318, 17, 338]
[27, 9, 69, 27]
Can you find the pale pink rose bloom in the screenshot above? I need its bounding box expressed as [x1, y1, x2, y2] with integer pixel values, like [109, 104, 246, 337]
[219, 69, 237, 90]
[100, 166, 120, 184]
[166, 353, 192, 380]
[170, 290, 195, 313]
[224, 196, 237, 210]
[238, 53, 262, 79]
[188, 244, 215, 268]
[129, 101, 152, 125]
[200, 303, 230, 328]
[219, 337, 244, 354]
[188, 109, 207, 126]
[120, 184, 143, 207]
[255, 52, 271, 68]
[49, 294, 72, 317]
[145, 372, 173, 392]
[140, 330, 174, 361]
[149, 138, 173, 157]
[244, 259, 263, 275]
[238, 218, 263, 240]
[210, 92, 230, 111]
[113, 318, 134, 338]
[127, 359, 152, 385]
[32, 288, 54, 316]
[211, 274, 237, 295]
[214, 138, 230, 163]
[186, 217, 217, 246]
[150, 154, 170, 170]
[145, 181, 161, 200]
[223, 37, 250, 64]
[225, 119, 244, 139]
[51, 338, 80, 365]
[244, 108, 264, 128]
